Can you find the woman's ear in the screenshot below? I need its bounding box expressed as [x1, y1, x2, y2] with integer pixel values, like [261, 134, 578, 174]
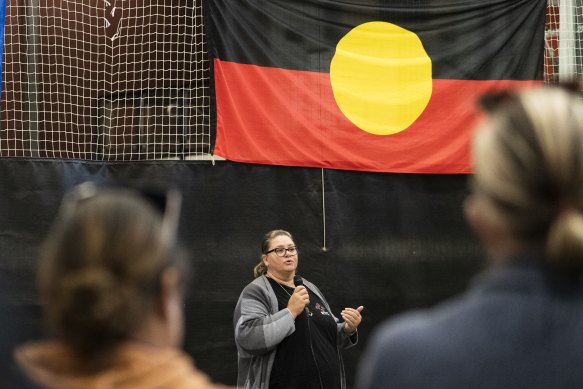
[465, 195, 495, 243]
[159, 267, 180, 319]
[464, 195, 509, 256]
[159, 267, 183, 347]
[464, 195, 496, 244]
[464, 195, 481, 236]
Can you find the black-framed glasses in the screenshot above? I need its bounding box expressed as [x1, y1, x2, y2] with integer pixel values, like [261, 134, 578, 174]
[266, 246, 298, 257]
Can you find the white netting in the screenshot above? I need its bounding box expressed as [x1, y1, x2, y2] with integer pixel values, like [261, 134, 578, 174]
[0, 0, 211, 160]
[0, 1, 581, 159]
[545, 0, 583, 85]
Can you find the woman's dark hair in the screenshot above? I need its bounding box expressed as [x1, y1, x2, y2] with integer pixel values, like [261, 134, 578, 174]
[253, 229, 294, 278]
[38, 184, 186, 365]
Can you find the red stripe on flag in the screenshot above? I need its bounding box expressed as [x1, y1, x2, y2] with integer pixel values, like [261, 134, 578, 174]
[213, 59, 541, 173]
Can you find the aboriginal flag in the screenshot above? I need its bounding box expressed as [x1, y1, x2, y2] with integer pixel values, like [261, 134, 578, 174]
[205, 0, 545, 173]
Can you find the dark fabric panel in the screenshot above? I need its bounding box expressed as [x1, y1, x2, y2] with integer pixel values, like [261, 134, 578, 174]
[0, 159, 485, 387]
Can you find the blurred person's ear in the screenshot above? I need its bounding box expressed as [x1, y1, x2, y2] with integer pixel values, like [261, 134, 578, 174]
[464, 195, 499, 253]
[464, 195, 524, 260]
[159, 267, 184, 348]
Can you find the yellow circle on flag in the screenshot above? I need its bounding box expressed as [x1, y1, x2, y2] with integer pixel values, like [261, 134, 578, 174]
[330, 22, 432, 136]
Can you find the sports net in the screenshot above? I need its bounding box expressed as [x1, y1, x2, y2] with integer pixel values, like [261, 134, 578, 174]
[0, 0, 210, 160]
[0, 1, 580, 160]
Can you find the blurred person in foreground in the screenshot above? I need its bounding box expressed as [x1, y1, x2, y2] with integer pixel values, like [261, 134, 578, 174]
[14, 183, 233, 389]
[356, 84, 583, 389]
[234, 229, 363, 389]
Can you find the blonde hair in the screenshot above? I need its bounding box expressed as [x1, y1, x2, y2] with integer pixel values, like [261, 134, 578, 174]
[253, 229, 294, 278]
[472, 86, 583, 268]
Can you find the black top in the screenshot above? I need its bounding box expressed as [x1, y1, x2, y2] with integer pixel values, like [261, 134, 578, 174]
[267, 277, 341, 389]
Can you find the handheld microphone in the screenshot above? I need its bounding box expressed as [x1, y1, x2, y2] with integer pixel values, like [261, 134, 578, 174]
[293, 275, 303, 287]
[294, 275, 312, 317]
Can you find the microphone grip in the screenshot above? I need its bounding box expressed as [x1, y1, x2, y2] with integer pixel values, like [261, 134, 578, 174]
[293, 276, 312, 317]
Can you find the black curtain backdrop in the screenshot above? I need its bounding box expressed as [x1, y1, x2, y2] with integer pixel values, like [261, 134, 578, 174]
[0, 159, 485, 388]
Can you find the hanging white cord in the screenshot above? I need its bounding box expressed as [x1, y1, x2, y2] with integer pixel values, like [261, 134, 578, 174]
[321, 168, 328, 252]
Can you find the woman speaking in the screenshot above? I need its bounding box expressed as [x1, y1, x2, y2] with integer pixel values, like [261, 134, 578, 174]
[234, 229, 363, 389]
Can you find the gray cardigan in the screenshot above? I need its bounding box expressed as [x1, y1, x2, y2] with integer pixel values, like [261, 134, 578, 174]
[233, 275, 357, 389]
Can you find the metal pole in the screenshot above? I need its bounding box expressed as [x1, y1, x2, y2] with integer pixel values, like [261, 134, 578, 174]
[25, 0, 40, 157]
[559, 0, 576, 80]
